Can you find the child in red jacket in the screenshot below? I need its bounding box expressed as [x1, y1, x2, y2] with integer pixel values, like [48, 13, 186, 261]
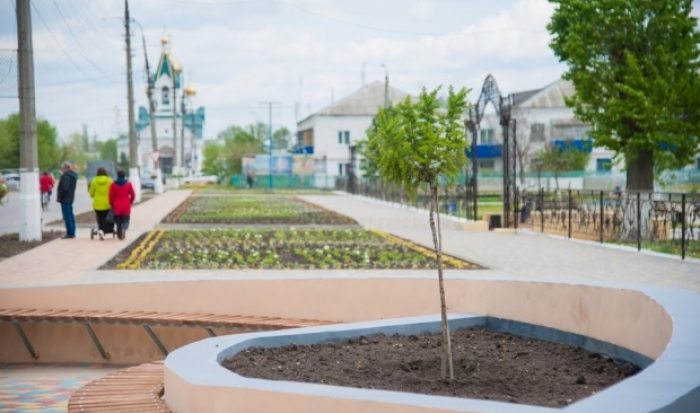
[109, 169, 135, 240]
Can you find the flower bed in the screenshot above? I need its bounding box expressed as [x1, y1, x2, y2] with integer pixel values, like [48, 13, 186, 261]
[163, 196, 357, 225]
[105, 229, 478, 270]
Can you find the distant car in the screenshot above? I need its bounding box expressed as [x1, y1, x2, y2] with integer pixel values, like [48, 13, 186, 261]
[4, 173, 20, 191]
[140, 176, 155, 190]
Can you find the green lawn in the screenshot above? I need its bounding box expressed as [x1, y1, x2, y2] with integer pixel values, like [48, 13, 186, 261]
[607, 239, 700, 259]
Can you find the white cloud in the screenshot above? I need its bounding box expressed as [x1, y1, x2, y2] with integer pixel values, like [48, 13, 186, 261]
[411, 1, 432, 19]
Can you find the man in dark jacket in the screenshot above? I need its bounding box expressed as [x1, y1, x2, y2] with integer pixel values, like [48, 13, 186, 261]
[57, 161, 78, 239]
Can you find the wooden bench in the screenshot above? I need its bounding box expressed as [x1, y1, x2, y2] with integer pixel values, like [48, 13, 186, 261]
[0, 308, 335, 359]
[68, 361, 169, 413]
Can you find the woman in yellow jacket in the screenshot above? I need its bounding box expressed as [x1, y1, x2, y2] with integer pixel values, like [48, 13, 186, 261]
[89, 167, 113, 240]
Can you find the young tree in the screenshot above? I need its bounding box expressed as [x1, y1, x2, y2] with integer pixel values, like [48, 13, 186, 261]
[536, 139, 591, 190]
[548, 0, 700, 191]
[368, 86, 469, 380]
[358, 105, 399, 178]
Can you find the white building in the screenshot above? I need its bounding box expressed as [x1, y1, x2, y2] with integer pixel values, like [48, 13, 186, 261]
[295, 81, 410, 178]
[118, 37, 205, 177]
[478, 79, 619, 175]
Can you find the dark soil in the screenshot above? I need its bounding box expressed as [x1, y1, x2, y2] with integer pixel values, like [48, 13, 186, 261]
[0, 231, 64, 261]
[98, 232, 150, 269]
[223, 328, 640, 407]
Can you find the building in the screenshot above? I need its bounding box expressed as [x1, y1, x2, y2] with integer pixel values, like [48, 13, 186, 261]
[294, 81, 410, 178]
[477, 78, 618, 175]
[117, 37, 205, 177]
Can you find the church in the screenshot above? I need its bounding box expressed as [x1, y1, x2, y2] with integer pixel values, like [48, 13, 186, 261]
[117, 36, 205, 177]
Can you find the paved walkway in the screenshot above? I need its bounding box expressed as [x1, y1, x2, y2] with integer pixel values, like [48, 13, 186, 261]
[0, 179, 94, 236]
[0, 190, 190, 287]
[299, 195, 700, 293]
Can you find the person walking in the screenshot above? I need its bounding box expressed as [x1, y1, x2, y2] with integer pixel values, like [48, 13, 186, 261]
[39, 171, 54, 203]
[57, 161, 78, 239]
[109, 169, 135, 240]
[89, 167, 113, 240]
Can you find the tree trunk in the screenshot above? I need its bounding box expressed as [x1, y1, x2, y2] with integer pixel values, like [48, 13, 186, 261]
[626, 149, 654, 191]
[429, 183, 454, 380]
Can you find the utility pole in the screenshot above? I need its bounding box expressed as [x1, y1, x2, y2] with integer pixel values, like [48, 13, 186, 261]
[172, 63, 178, 176]
[124, 0, 140, 202]
[381, 64, 389, 108]
[141, 26, 163, 194]
[185, 76, 196, 175]
[17, 0, 41, 242]
[260, 101, 280, 189]
[180, 86, 186, 174]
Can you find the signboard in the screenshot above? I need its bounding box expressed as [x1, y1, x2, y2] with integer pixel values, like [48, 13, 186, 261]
[248, 155, 293, 175]
[292, 155, 314, 175]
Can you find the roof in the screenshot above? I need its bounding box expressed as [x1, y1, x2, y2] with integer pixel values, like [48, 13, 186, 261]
[154, 49, 181, 87]
[513, 78, 574, 108]
[304, 81, 410, 120]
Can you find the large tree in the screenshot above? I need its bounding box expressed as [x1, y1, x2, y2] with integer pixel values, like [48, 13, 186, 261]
[548, 0, 700, 190]
[0, 113, 61, 171]
[369, 86, 469, 379]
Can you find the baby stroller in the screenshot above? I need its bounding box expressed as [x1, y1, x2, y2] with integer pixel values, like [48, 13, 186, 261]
[90, 209, 118, 239]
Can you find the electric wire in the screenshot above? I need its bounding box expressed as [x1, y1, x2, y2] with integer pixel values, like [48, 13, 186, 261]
[30, 2, 107, 82]
[51, 0, 107, 73]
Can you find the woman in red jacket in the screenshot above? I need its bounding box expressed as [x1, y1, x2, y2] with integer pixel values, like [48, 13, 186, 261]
[109, 169, 135, 240]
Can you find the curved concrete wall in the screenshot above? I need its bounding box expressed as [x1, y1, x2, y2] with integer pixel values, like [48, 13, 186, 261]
[163, 279, 700, 413]
[0, 276, 673, 363]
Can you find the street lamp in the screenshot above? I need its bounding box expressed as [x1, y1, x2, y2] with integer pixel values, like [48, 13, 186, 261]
[381, 64, 388, 109]
[534, 158, 544, 191]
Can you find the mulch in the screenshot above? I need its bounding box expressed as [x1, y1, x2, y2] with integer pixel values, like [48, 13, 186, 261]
[0, 231, 65, 261]
[223, 328, 640, 408]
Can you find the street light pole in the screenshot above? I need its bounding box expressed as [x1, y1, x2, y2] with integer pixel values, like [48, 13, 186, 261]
[381, 64, 388, 109]
[16, 0, 41, 241]
[124, 0, 140, 202]
[260, 101, 280, 189]
[134, 19, 163, 194]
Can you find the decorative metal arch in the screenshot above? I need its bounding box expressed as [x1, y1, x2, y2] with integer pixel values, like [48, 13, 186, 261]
[465, 75, 517, 227]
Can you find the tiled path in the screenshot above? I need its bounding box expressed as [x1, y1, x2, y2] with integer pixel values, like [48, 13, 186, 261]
[0, 364, 118, 413]
[0, 190, 190, 287]
[1, 190, 698, 412]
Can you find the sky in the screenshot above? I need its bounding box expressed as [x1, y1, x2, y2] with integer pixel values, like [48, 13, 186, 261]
[0, 0, 682, 143]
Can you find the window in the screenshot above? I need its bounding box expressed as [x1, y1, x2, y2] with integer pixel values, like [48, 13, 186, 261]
[530, 123, 545, 142]
[479, 160, 495, 172]
[338, 131, 350, 145]
[479, 129, 495, 144]
[162, 87, 170, 105]
[596, 158, 612, 172]
[338, 163, 344, 176]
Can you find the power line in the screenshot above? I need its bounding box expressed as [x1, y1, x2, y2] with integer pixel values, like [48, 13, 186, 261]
[51, 0, 107, 73]
[30, 2, 107, 82]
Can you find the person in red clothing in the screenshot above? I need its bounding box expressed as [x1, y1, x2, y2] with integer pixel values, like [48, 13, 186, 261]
[39, 171, 55, 201]
[109, 169, 136, 240]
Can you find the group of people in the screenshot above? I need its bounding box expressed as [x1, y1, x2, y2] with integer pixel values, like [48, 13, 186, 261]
[48, 162, 135, 240]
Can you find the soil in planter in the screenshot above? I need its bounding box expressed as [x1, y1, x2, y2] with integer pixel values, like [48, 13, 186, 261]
[223, 328, 641, 408]
[0, 231, 64, 261]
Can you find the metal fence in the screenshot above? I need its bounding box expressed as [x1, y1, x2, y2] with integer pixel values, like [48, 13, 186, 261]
[517, 189, 700, 259]
[336, 176, 700, 260]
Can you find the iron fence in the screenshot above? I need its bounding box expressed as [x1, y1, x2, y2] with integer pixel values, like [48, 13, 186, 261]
[337, 176, 699, 260]
[518, 189, 700, 260]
